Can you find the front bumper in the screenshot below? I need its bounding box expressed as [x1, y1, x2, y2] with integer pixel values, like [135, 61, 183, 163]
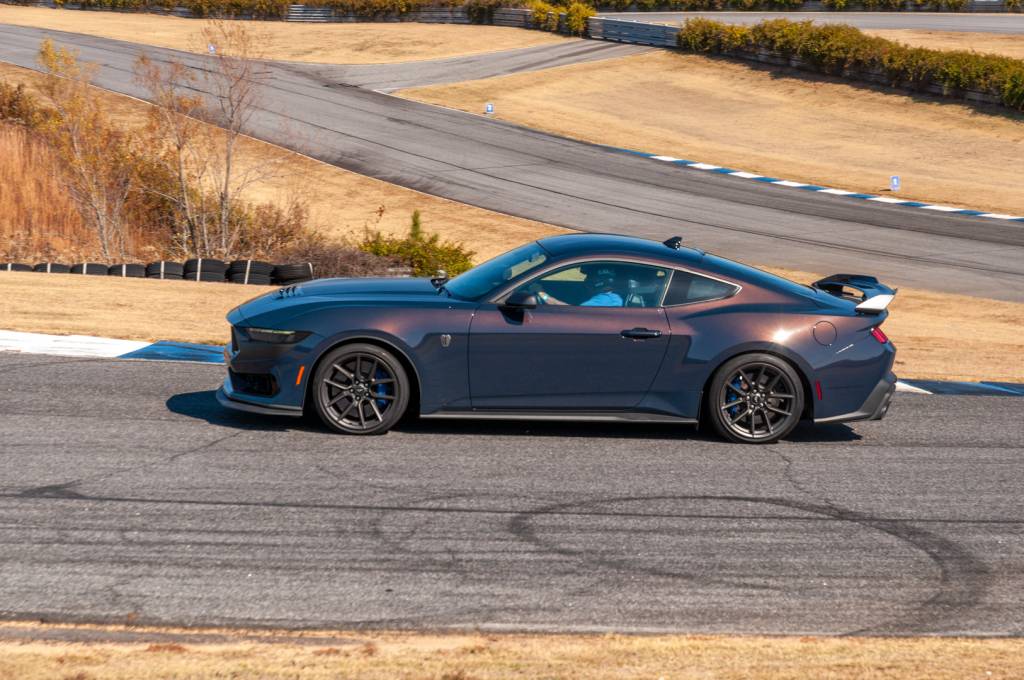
[815, 371, 896, 425]
[217, 380, 304, 418]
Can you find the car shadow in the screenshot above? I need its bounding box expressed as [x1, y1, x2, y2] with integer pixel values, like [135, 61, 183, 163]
[397, 418, 861, 443]
[166, 389, 862, 443]
[165, 390, 320, 433]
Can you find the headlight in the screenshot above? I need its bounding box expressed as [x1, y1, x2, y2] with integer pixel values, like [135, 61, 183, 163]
[240, 327, 311, 344]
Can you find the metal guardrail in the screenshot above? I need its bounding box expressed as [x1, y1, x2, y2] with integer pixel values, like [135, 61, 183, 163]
[588, 18, 677, 47]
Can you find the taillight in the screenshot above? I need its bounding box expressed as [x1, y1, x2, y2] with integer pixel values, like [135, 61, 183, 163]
[870, 327, 889, 344]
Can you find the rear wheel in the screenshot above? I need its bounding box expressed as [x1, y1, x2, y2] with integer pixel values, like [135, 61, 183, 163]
[707, 353, 804, 444]
[312, 343, 409, 435]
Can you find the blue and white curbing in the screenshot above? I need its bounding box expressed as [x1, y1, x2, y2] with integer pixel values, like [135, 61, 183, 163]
[1, 329, 1021, 397]
[606, 146, 1024, 223]
[0, 330, 223, 364]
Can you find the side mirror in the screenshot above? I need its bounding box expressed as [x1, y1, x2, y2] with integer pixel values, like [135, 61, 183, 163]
[502, 290, 538, 309]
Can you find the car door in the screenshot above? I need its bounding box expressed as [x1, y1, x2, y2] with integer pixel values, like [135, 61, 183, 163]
[467, 260, 672, 410]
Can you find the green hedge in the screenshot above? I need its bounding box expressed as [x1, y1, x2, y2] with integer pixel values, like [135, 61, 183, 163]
[678, 18, 1024, 111]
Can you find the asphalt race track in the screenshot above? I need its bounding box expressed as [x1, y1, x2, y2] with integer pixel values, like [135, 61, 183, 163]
[1, 25, 1024, 301]
[318, 40, 652, 92]
[0, 354, 1022, 634]
[601, 11, 1024, 32]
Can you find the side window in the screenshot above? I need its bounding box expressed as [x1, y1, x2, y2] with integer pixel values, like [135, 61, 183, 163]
[663, 270, 738, 306]
[514, 261, 670, 308]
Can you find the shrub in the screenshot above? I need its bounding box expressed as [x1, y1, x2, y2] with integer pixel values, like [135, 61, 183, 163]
[272, 233, 402, 278]
[677, 18, 750, 53]
[1008, 0, 1022, 11]
[527, 0, 561, 32]
[359, 211, 474, 277]
[677, 17, 1024, 112]
[564, 1, 595, 36]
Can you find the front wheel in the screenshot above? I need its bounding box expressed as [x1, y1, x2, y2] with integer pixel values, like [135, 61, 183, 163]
[312, 343, 410, 435]
[706, 353, 804, 444]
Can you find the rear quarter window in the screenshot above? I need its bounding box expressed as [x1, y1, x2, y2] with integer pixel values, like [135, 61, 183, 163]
[663, 270, 739, 306]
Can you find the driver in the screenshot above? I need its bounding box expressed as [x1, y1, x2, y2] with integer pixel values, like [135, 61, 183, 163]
[536, 265, 623, 307]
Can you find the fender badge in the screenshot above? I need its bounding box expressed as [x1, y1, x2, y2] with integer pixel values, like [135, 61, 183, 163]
[440, 334, 452, 348]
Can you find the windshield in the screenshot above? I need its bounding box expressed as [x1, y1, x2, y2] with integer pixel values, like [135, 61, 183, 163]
[444, 242, 549, 300]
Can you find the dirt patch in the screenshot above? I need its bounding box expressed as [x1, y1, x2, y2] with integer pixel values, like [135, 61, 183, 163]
[864, 29, 1024, 60]
[0, 6, 569, 64]
[400, 50, 1024, 216]
[0, 623, 1022, 679]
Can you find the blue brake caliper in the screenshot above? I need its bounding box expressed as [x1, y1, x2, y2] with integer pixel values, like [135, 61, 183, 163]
[727, 377, 744, 417]
[374, 367, 390, 409]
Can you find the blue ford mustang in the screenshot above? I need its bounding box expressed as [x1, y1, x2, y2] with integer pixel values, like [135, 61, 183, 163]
[218, 234, 897, 443]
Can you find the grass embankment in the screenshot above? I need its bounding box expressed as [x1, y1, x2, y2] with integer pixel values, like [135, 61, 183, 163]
[0, 61, 565, 263]
[0, 6, 569, 65]
[2, 268, 1022, 382]
[1, 624, 1023, 679]
[1, 60, 1022, 381]
[400, 50, 1024, 216]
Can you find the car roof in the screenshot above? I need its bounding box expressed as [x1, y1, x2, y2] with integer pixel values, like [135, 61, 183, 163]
[537, 233, 703, 264]
[537, 233, 824, 303]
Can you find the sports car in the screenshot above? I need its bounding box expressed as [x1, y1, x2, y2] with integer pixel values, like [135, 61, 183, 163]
[217, 233, 897, 443]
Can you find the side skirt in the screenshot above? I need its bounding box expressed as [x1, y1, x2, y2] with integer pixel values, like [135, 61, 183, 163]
[421, 410, 697, 424]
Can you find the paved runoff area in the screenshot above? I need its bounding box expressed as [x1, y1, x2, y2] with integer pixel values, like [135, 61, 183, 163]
[0, 352, 1022, 634]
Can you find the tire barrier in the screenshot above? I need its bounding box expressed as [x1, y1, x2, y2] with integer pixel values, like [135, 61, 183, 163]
[145, 261, 185, 280]
[71, 262, 109, 276]
[272, 262, 315, 285]
[5, 258, 317, 285]
[33, 262, 71, 273]
[227, 259, 274, 286]
[109, 263, 146, 278]
[183, 258, 228, 282]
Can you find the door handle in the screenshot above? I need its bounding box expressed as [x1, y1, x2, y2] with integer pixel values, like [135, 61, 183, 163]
[621, 327, 662, 340]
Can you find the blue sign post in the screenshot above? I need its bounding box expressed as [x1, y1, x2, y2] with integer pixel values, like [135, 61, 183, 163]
[485, 102, 494, 115]
[890, 175, 901, 192]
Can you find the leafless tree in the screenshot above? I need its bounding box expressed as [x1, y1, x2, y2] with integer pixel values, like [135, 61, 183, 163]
[37, 40, 134, 260]
[135, 20, 294, 259]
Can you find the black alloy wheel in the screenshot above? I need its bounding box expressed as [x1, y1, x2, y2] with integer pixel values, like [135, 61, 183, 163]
[708, 353, 804, 444]
[312, 343, 409, 435]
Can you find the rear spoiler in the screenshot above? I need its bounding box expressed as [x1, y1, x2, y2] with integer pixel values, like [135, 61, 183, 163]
[811, 274, 896, 316]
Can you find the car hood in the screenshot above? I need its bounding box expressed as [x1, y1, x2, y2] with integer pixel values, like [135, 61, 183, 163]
[289, 277, 440, 298]
[229, 277, 445, 326]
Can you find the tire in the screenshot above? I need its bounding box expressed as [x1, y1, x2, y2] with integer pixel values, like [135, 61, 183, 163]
[228, 272, 273, 285]
[312, 343, 410, 435]
[33, 262, 71, 274]
[706, 353, 804, 444]
[1, 263, 32, 272]
[71, 263, 108, 276]
[146, 261, 185, 279]
[183, 258, 227, 279]
[272, 262, 314, 284]
[108, 263, 146, 278]
[227, 259, 274, 285]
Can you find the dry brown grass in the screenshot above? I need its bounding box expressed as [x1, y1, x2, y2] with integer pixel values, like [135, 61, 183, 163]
[0, 61, 565, 263]
[2, 266, 1022, 382]
[0, 123, 85, 259]
[400, 50, 1024, 216]
[0, 624, 1023, 679]
[864, 28, 1024, 61]
[0, 270, 258, 345]
[0, 6, 568, 64]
